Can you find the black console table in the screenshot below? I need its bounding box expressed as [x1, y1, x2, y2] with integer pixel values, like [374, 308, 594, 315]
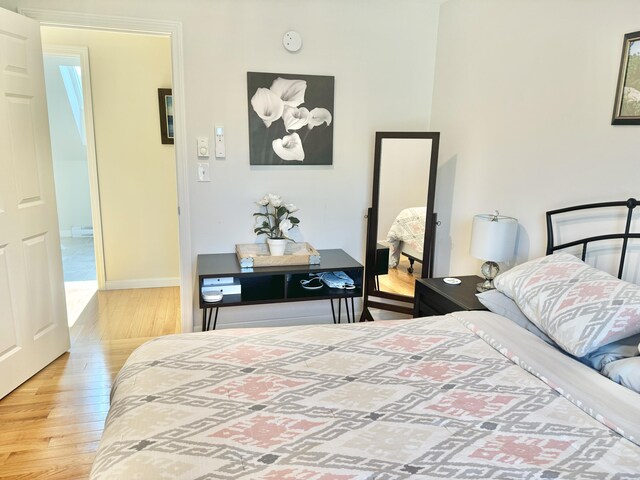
[196, 249, 363, 330]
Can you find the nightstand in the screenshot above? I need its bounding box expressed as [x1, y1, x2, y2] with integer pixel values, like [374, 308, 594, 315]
[413, 275, 488, 317]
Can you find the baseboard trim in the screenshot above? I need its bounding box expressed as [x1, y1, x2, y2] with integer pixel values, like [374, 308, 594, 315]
[105, 277, 180, 290]
[196, 308, 367, 331]
[198, 314, 338, 331]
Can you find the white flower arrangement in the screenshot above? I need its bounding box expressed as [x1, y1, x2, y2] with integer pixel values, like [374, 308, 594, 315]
[250, 77, 332, 162]
[254, 194, 300, 239]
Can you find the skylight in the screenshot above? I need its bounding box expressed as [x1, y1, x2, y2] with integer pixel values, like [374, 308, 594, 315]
[59, 65, 86, 145]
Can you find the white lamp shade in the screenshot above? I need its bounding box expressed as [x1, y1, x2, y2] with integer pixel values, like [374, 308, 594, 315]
[470, 214, 518, 262]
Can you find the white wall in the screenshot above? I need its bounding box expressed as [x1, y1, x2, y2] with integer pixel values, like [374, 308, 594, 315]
[40, 27, 180, 288]
[3, 0, 443, 328]
[431, 0, 640, 277]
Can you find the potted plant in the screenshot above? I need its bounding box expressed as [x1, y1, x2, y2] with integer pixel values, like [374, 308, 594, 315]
[254, 194, 300, 256]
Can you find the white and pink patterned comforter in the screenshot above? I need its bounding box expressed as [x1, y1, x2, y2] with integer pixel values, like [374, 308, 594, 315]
[386, 207, 426, 267]
[90, 313, 640, 479]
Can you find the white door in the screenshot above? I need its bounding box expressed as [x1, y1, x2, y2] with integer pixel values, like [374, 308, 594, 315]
[0, 8, 70, 399]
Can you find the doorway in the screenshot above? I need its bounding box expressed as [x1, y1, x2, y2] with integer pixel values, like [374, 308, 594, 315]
[43, 46, 101, 327]
[22, 8, 193, 333]
[40, 26, 182, 330]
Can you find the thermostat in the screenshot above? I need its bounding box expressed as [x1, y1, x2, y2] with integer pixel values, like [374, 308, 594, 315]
[283, 31, 302, 53]
[214, 126, 225, 158]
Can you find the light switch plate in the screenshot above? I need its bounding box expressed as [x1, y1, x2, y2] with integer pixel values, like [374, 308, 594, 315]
[197, 162, 211, 182]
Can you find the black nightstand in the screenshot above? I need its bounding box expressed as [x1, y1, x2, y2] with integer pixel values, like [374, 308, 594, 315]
[413, 275, 488, 317]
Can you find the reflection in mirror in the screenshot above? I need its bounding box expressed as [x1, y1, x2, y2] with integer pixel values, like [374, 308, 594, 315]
[361, 132, 439, 321]
[377, 138, 432, 297]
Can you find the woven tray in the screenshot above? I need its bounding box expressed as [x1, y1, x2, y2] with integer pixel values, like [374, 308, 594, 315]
[235, 242, 321, 268]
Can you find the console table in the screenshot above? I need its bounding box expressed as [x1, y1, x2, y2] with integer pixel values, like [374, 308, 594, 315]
[196, 249, 363, 330]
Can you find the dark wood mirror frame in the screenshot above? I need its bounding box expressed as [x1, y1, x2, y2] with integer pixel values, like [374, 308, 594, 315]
[360, 131, 440, 321]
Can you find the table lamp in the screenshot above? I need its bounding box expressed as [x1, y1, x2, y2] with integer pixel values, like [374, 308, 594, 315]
[470, 212, 518, 292]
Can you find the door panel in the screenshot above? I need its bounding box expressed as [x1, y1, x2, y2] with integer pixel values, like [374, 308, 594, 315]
[0, 8, 70, 399]
[23, 234, 55, 338]
[0, 247, 19, 359]
[8, 96, 42, 204]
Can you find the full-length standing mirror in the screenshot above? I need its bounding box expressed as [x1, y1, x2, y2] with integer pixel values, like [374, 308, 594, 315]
[361, 132, 439, 320]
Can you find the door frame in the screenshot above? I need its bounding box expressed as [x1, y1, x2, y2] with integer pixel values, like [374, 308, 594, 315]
[42, 44, 106, 290]
[21, 8, 193, 333]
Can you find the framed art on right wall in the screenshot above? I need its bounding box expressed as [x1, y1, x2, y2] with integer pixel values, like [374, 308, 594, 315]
[612, 30, 640, 125]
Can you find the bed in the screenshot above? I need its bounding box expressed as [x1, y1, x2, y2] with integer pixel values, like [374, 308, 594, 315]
[90, 199, 640, 479]
[385, 206, 426, 272]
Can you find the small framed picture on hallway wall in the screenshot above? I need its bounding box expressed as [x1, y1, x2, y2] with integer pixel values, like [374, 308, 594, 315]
[158, 87, 174, 144]
[612, 30, 640, 125]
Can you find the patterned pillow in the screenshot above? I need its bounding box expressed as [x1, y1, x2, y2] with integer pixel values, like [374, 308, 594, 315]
[494, 252, 640, 357]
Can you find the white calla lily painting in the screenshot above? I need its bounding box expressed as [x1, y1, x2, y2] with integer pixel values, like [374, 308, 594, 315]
[248, 72, 334, 165]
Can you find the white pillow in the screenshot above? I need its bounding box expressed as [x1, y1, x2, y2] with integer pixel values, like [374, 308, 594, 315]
[476, 290, 555, 345]
[494, 253, 640, 357]
[602, 357, 640, 393]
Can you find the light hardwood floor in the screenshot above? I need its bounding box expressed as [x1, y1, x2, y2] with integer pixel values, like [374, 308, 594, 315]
[0, 287, 181, 480]
[378, 256, 422, 297]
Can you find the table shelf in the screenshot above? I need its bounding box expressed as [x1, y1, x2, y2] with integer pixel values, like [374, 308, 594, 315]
[196, 249, 364, 330]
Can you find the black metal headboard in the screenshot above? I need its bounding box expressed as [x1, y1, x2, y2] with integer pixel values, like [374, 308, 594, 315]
[545, 198, 639, 279]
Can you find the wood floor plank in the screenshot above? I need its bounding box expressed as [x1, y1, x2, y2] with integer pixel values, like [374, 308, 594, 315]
[0, 439, 49, 456]
[0, 286, 181, 480]
[0, 452, 95, 477]
[0, 421, 105, 442]
[4, 413, 108, 435]
[48, 430, 104, 448]
[4, 441, 100, 465]
[0, 407, 51, 424]
[378, 256, 421, 297]
[48, 403, 110, 419]
[1, 390, 111, 408]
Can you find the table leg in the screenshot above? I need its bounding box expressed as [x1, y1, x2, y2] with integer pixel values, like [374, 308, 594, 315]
[330, 299, 337, 324]
[212, 308, 219, 330]
[344, 298, 351, 323]
[351, 297, 355, 323]
[204, 308, 214, 331]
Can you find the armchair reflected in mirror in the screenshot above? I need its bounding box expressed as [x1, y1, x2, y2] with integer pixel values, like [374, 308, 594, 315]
[361, 132, 439, 321]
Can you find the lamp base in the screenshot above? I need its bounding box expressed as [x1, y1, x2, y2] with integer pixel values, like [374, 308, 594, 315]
[476, 279, 495, 292]
[476, 261, 500, 293]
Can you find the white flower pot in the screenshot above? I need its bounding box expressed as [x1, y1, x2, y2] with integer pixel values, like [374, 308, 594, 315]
[267, 238, 287, 256]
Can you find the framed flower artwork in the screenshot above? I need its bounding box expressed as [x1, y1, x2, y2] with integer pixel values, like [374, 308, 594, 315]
[247, 72, 334, 165]
[612, 30, 640, 125]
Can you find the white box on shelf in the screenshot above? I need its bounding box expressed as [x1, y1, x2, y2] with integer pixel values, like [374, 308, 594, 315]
[202, 278, 241, 297]
[203, 277, 236, 287]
